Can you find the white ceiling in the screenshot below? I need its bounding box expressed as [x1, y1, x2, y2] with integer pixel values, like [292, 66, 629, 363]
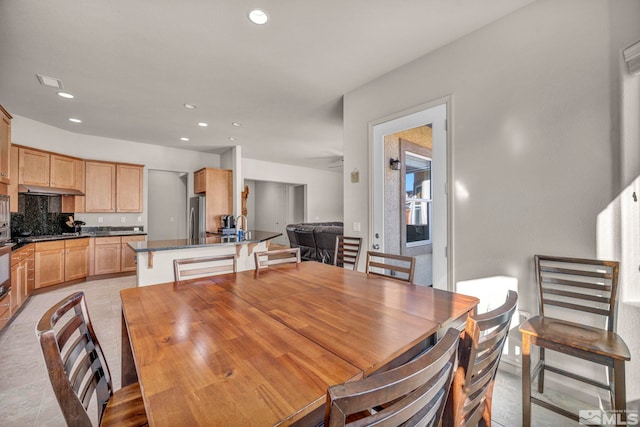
[0, 0, 534, 170]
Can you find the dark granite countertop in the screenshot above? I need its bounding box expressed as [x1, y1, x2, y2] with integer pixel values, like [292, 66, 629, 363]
[17, 227, 147, 244]
[128, 230, 281, 253]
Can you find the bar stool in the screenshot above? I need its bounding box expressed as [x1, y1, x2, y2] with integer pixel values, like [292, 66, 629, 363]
[520, 255, 630, 425]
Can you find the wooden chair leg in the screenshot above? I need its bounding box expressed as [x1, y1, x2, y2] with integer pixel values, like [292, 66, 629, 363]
[537, 347, 545, 393]
[614, 360, 627, 422]
[522, 334, 532, 427]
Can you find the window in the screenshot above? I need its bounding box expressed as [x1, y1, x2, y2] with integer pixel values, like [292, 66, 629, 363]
[405, 152, 431, 247]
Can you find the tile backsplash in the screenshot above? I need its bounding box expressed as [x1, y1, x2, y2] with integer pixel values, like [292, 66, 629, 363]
[10, 194, 74, 236]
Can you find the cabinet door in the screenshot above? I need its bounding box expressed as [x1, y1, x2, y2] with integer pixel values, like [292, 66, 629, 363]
[26, 247, 35, 296]
[0, 106, 11, 184]
[194, 169, 206, 194]
[50, 154, 78, 189]
[35, 248, 65, 288]
[65, 239, 89, 281]
[10, 262, 18, 314]
[19, 147, 50, 186]
[94, 237, 121, 274]
[121, 235, 144, 272]
[85, 161, 116, 212]
[117, 164, 143, 212]
[8, 146, 18, 212]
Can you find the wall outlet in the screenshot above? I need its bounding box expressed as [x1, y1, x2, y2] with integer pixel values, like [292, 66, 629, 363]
[78, 216, 85, 221]
[121, 217, 126, 223]
[137, 216, 142, 222]
[170, 217, 175, 222]
[97, 217, 103, 223]
[353, 222, 361, 232]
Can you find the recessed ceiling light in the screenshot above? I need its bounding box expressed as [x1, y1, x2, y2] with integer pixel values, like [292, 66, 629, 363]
[180, 137, 190, 142]
[229, 137, 236, 141]
[248, 9, 269, 25]
[184, 104, 197, 110]
[57, 92, 74, 99]
[68, 118, 82, 123]
[36, 74, 63, 88]
[198, 122, 208, 127]
[232, 122, 242, 127]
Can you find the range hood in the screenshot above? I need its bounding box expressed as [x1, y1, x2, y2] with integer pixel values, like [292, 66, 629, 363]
[18, 184, 85, 196]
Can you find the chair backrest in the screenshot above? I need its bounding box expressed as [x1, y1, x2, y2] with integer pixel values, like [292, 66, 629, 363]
[325, 328, 459, 427]
[35, 292, 113, 427]
[173, 254, 237, 281]
[366, 251, 416, 283]
[444, 290, 518, 427]
[333, 236, 362, 270]
[534, 255, 619, 331]
[254, 248, 301, 273]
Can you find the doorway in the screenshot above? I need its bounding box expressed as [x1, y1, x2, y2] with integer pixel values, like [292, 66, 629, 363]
[148, 170, 188, 240]
[371, 101, 449, 289]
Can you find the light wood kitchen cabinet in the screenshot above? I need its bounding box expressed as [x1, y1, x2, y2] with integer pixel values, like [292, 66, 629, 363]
[94, 236, 122, 275]
[85, 161, 116, 212]
[35, 241, 65, 289]
[0, 105, 11, 185]
[25, 245, 35, 295]
[193, 168, 232, 232]
[194, 168, 206, 194]
[117, 164, 143, 212]
[0, 293, 10, 331]
[9, 145, 18, 212]
[65, 238, 89, 281]
[19, 147, 50, 187]
[50, 154, 83, 189]
[11, 248, 29, 313]
[121, 235, 145, 272]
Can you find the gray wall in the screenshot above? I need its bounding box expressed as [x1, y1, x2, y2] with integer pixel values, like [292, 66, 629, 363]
[147, 170, 187, 240]
[343, 0, 628, 315]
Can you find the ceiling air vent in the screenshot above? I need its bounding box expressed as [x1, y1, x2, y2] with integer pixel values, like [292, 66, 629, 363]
[36, 74, 63, 88]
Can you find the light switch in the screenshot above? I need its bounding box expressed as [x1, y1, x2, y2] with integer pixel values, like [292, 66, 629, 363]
[353, 222, 361, 232]
[170, 217, 175, 222]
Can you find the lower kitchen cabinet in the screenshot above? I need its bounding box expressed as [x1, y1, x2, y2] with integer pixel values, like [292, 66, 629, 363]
[35, 241, 65, 288]
[0, 293, 10, 330]
[8, 245, 34, 317]
[65, 238, 89, 281]
[121, 235, 145, 272]
[94, 237, 122, 275]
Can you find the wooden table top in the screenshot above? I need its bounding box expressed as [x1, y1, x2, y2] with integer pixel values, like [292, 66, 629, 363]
[121, 262, 478, 426]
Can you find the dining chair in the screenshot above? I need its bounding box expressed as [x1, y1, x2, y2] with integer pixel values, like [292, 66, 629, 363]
[325, 328, 460, 427]
[35, 291, 148, 427]
[443, 290, 518, 427]
[519, 255, 630, 426]
[173, 253, 237, 281]
[254, 247, 301, 274]
[365, 250, 416, 283]
[333, 236, 362, 270]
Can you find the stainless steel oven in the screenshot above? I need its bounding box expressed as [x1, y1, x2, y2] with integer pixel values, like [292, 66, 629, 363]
[0, 195, 9, 243]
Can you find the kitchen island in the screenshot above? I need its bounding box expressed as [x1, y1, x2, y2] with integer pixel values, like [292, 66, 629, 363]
[128, 230, 282, 286]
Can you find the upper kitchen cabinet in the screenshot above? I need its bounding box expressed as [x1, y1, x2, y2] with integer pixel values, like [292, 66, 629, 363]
[85, 161, 143, 212]
[17, 147, 84, 191]
[193, 167, 232, 231]
[0, 105, 11, 185]
[85, 161, 116, 212]
[9, 146, 18, 212]
[18, 147, 49, 186]
[116, 164, 143, 212]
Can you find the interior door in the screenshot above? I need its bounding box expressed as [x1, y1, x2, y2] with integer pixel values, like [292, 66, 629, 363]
[372, 102, 448, 290]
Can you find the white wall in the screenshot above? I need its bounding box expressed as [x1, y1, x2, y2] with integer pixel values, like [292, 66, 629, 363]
[344, 0, 621, 317]
[243, 157, 343, 223]
[147, 170, 187, 240]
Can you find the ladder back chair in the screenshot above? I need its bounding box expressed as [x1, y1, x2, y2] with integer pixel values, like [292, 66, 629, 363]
[333, 236, 362, 270]
[254, 247, 301, 274]
[444, 290, 518, 427]
[366, 251, 416, 283]
[519, 255, 630, 426]
[35, 292, 148, 427]
[173, 253, 237, 281]
[325, 328, 460, 427]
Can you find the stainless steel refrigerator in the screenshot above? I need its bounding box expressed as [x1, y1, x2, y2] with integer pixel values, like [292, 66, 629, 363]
[188, 196, 206, 240]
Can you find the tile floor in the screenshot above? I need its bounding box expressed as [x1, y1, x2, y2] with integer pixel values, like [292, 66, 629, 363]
[0, 276, 604, 426]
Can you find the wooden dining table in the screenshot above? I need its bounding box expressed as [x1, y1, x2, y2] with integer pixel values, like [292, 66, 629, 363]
[120, 261, 479, 426]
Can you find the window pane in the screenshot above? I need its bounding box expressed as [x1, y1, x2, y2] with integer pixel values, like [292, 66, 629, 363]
[405, 152, 431, 245]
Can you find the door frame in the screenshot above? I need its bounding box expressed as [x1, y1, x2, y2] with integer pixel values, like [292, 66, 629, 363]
[368, 96, 453, 290]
